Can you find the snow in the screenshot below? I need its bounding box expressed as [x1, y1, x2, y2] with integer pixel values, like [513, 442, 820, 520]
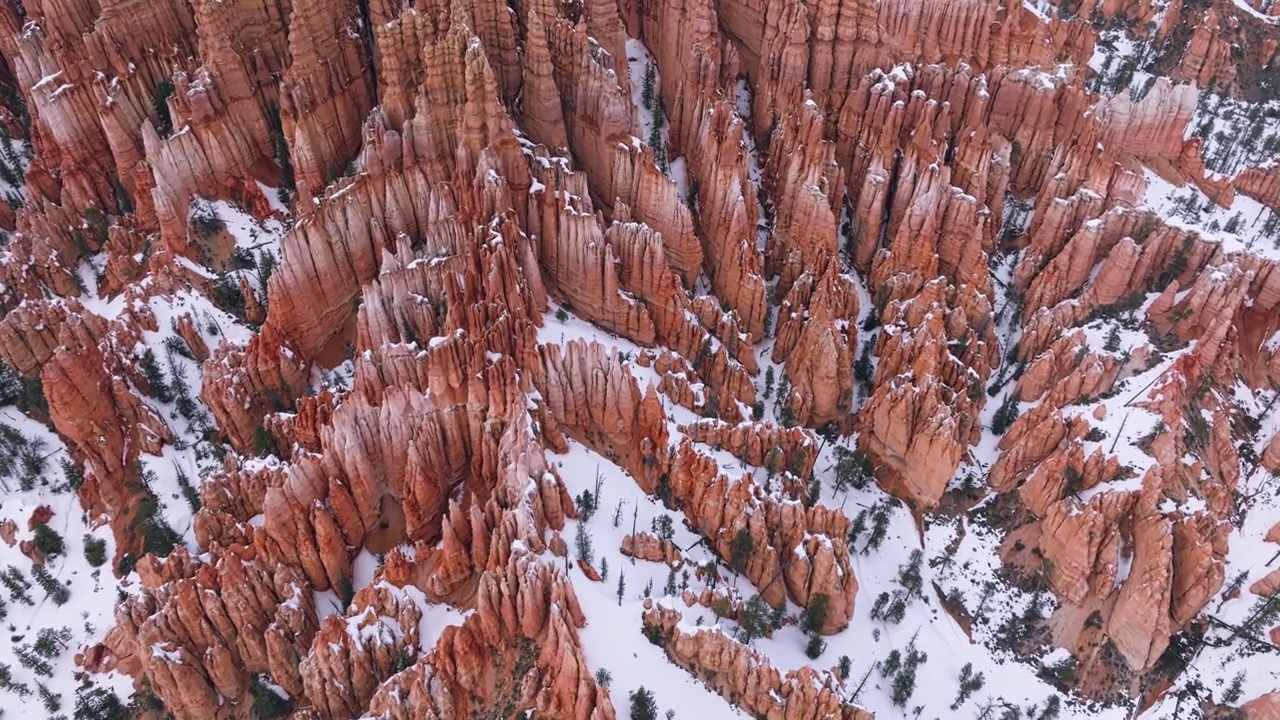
[1141, 167, 1280, 262]
[553, 439, 753, 718]
[0, 409, 134, 712]
[1230, 0, 1280, 23]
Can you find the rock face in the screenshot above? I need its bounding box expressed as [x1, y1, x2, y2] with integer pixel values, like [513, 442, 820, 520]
[643, 604, 873, 720]
[1236, 157, 1280, 210]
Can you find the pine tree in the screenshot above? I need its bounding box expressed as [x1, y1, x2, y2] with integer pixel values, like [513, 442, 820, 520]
[1, 565, 33, 604]
[37, 680, 61, 712]
[250, 676, 289, 719]
[730, 528, 753, 574]
[800, 594, 831, 636]
[641, 63, 656, 111]
[629, 687, 659, 720]
[574, 523, 594, 566]
[805, 634, 826, 659]
[600, 557, 609, 581]
[991, 393, 1021, 435]
[951, 662, 986, 709]
[31, 563, 69, 605]
[1104, 326, 1121, 352]
[15, 645, 53, 677]
[652, 514, 675, 541]
[576, 489, 597, 521]
[32, 523, 65, 557]
[616, 570, 626, 606]
[737, 594, 772, 645]
[33, 627, 70, 658]
[138, 348, 174, 402]
[74, 686, 130, 720]
[838, 656, 852, 680]
[83, 534, 108, 567]
[833, 446, 875, 492]
[664, 569, 677, 597]
[649, 100, 668, 172]
[1222, 672, 1247, 705]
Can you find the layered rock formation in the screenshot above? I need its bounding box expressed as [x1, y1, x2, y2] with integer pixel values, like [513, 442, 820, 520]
[2, 0, 1279, 716]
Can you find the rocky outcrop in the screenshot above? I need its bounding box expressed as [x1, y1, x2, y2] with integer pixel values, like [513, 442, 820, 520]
[278, 0, 374, 202]
[107, 548, 318, 714]
[622, 532, 683, 565]
[538, 340, 857, 631]
[1236, 157, 1280, 211]
[642, 604, 872, 720]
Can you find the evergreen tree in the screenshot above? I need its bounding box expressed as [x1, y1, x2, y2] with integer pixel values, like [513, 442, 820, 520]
[641, 63, 656, 111]
[574, 523, 594, 566]
[951, 662, 986, 710]
[616, 570, 626, 606]
[736, 595, 772, 645]
[15, 645, 53, 677]
[0, 662, 32, 696]
[833, 446, 874, 492]
[74, 686, 130, 720]
[37, 680, 61, 712]
[32, 523, 65, 557]
[138, 348, 174, 402]
[800, 594, 831, 636]
[151, 79, 176, 138]
[250, 676, 289, 719]
[649, 100, 668, 172]
[576, 489, 597, 521]
[991, 393, 1021, 435]
[729, 528, 753, 574]
[652, 514, 675, 541]
[31, 563, 69, 605]
[33, 627, 70, 658]
[1, 565, 33, 604]
[805, 634, 826, 659]
[1104, 326, 1121, 352]
[629, 687, 659, 720]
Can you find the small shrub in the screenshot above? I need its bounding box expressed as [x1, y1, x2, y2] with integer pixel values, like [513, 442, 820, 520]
[805, 634, 827, 659]
[249, 676, 289, 719]
[81, 530, 106, 563]
[729, 528, 753, 573]
[151, 79, 175, 138]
